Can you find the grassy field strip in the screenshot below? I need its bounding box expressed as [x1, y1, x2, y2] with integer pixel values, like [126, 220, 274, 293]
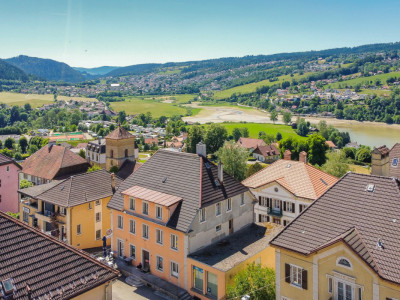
[327, 71, 400, 89]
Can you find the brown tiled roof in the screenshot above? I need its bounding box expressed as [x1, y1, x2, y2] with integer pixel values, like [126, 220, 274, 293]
[237, 137, 265, 150]
[271, 173, 400, 284]
[325, 140, 337, 148]
[21, 145, 90, 180]
[0, 211, 119, 299]
[0, 153, 21, 169]
[242, 159, 338, 200]
[253, 144, 279, 157]
[18, 181, 61, 199]
[108, 150, 248, 232]
[36, 169, 123, 207]
[389, 143, 400, 179]
[105, 126, 134, 140]
[122, 186, 182, 207]
[116, 160, 142, 180]
[374, 145, 390, 156]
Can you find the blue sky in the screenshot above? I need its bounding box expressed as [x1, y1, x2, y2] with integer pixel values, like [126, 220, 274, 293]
[1, 0, 400, 67]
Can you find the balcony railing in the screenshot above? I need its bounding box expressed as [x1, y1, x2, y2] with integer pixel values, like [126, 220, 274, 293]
[267, 207, 283, 217]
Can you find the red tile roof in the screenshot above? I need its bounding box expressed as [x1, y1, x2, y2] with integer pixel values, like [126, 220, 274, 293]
[325, 140, 337, 148]
[237, 137, 266, 150]
[122, 186, 182, 207]
[105, 126, 134, 140]
[21, 144, 90, 180]
[253, 144, 279, 157]
[0, 153, 21, 169]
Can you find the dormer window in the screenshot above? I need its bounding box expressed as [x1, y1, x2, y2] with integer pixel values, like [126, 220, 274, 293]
[337, 257, 352, 269]
[129, 197, 135, 211]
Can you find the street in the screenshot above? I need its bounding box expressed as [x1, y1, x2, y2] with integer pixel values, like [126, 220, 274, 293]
[112, 276, 170, 300]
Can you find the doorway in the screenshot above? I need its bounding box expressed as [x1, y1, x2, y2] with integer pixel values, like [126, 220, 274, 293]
[142, 249, 150, 271]
[229, 219, 233, 234]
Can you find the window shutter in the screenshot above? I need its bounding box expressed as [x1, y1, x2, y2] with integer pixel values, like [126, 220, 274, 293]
[285, 264, 290, 283]
[292, 203, 295, 213]
[302, 269, 308, 290]
[259, 196, 262, 205]
[283, 201, 287, 211]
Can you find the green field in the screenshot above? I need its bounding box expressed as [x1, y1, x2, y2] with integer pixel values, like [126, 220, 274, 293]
[212, 73, 311, 100]
[0, 92, 97, 108]
[201, 122, 307, 141]
[110, 94, 197, 117]
[327, 71, 400, 90]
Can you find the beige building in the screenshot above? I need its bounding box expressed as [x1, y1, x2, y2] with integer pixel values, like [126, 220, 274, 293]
[371, 143, 400, 179]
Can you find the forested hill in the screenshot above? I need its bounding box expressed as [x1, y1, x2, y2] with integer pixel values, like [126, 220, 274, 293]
[5, 55, 88, 83]
[0, 59, 29, 81]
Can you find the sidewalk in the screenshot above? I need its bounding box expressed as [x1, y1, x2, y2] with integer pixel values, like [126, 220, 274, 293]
[115, 258, 192, 300]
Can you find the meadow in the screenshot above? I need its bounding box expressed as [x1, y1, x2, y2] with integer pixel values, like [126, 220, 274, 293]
[327, 71, 400, 90]
[0, 92, 96, 108]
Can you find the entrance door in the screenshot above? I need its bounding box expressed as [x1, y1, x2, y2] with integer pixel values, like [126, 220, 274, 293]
[229, 219, 233, 234]
[336, 281, 353, 300]
[117, 239, 124, 257]
[142, 250, 150, 271]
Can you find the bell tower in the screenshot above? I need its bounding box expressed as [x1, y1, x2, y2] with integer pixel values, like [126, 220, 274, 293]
[105, 126, 136, 171]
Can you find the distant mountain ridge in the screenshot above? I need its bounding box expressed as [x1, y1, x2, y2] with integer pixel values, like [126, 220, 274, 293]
[0, 59, 29, 81]
[6, 55, 88, 83]
[73, 66, 119, 76]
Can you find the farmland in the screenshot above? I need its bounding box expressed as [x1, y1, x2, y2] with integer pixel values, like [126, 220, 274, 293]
[0, 92, 96, 108]
[327, 71, 400, 90]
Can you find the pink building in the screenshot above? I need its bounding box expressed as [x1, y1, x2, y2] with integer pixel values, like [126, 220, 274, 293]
[0, 153, 22, 213]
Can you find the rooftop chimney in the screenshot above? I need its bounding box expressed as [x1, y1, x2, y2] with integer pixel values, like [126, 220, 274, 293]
[218, 161, 224, 184]
[48, 141, 56, 152]
[196, 141, 206, 157]
[111, 173, 116, 192]
[284, 150, 292, 161]
[299, 151, 307, 163]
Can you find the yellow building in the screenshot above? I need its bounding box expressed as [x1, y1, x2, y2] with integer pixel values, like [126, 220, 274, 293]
[270, 172, 400, 300]
[105, 126, 137, 171]
[19, 169, 122, 250]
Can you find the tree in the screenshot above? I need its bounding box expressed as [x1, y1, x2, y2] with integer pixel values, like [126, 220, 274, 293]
[240, 127, 249, 138]
[118, 111, 126, 124]
[14, 152, 22, 160]
[297, 119, 309, 137]
[282, 112, 292, 125]
[109, 123, 115, 131]
[205, 124, 228, 154]
[270, 110, 278, 124]
[356, 147, 371, 163]
[216, 141, 248, 181]
[307, 134, 329, 165]
[87, 165, 102, 173]
[227, 263, 275, 300]
[18, 136, 28, 153]
[246, 162, 265, 178]
[28, 144, 39, 155]
[186, 125, 205, 153]
[321, 152, 349, 177]
[78, 149, 86, 159]
[24, 103, 32, 112]
[109, 166, 119, 173]
[342, 147, 356, 159]
[4, 137, 14, 149]
[276, 132, 282, 141]
[232, 128, 242, 141]
[20, 179, 33, 189]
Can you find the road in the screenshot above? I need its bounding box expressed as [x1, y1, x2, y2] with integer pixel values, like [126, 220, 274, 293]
[112, 277, 168, 300]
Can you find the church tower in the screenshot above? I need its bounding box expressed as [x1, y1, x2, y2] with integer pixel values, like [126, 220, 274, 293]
[105, 126, 136, 171]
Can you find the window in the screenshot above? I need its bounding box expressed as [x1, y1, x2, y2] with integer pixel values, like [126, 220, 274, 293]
[170, 261, 179, 278]
[337, 281, 352, 300]
[88, 202, 92, 209]
[240, 194, 245, 206]
[95, 199, 101, 206]
[23, 210, 29, 223]
[142, 201, 149, 215]
[199, 208, 206, 222]
[299, 204, 308, 213]
[392, 158, 398, 167]
[171, 234, 178, 250]
[290, 265, 302, 286]
[156, 205, 162, 219]
[60, 207, 67, 215]
[283, 201, 294, 213]
[125, 149, 128, 157]
[142, 224, 149, 239]
[117, 215, 123, 229]
[96, 212, 101, 222]
[216, 225, 221, 232]
[129, 197, 135, 210]
[259, 196, 272, 207]
[337, 257, 352, 269]
[227, 198, 232, 211]
[285, 264, 306, 289]
[283, 220, 290, 226]
[207, 271, 218, 298]
[6, 166, 9, 172]
[156, 256, 163, 271]
[129, 244, 136, 259]
[259, 214, 270, 222]
[117, 239, 124, 257]
[328, 277, 333, 293]
[77, 224, 82, 235]
[129, 219, 136, 234]
[156, 229, 163, 245]
[96, 229, 101, 240]
[193, 266, 203, 291]
[110, 150, 114, 158]
[216, 203, 221, 216]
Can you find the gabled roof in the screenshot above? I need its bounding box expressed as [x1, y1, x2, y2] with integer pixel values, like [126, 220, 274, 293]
[21, 144, 90, 180]
[270, 173, 400, 284]
[242, 159, 338, 200]
[105, 126, 134, 140]
[36, 170, 123, 207]
[0, 153, 21, 169]
[237, 137, 265, 150]
[253, 144, 279, 157]
[108, 150, 248, 232]
[116, 160, 142, 180]
[122, 186, 182, 207]
[0, 211, 119, 299]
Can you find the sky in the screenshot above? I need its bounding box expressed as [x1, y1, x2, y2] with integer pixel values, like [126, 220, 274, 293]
[1, 0, 400, 68]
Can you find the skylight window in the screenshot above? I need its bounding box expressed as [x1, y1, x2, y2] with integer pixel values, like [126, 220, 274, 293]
[1, 278, 16, 295]
[366, 184, 375, 192]
[320, 178, 328, 186]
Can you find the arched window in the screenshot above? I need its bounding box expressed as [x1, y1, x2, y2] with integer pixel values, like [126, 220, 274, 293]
[337, 257, 352, 269]
[110, 150, 114, 158]
[125, 149, 128, 158]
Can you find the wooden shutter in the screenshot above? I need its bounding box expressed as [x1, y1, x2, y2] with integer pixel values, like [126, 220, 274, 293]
[302, 269, 308, 290]
[285, 264, 291, 283]
[283, 201, 287, 211]
[292, 203, 295, 213]
[259, 196, 262, 205]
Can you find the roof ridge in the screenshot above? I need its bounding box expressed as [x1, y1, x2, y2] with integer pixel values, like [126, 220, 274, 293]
[0, 211, 120, 275]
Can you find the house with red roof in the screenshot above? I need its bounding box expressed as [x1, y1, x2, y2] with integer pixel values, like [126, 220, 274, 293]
[0, 153, 21, 213]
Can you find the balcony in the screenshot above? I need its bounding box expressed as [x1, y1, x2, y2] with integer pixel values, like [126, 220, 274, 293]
[267, 207, 283, 217]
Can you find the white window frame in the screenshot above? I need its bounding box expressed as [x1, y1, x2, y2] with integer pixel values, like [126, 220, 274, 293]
[117, 215, 123, 230]
[156, 256, 164, 272]
[240, 194, 245, 206]
[142, 201, 149, 215]
[129, 219, 136, 234]
[216, 203, 221, 216]
[170, 234, 178, 250]
[290, 264, 302, 287]
[129, 244, 136, 259]
[95, 229, 101, 240]
[199, 208, 206, 223]
[95, 199, 101, 206]
[336, 257, 353, 270]
[227, 198, 232, 211]
[142, 223, 149, 239]
[129, 197, 135, 211]
[88, 202, 92, 210]
[156, 205, 162, 220]
[170, 261, 179, 278]
[156, 228, 163, 245]
[216, 225, 222, 232]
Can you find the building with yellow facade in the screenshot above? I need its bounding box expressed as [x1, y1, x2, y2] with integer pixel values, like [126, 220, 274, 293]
[270, 172, 400, 300]
[19, 169, 122, 250]
[105, 126, 137, 171]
